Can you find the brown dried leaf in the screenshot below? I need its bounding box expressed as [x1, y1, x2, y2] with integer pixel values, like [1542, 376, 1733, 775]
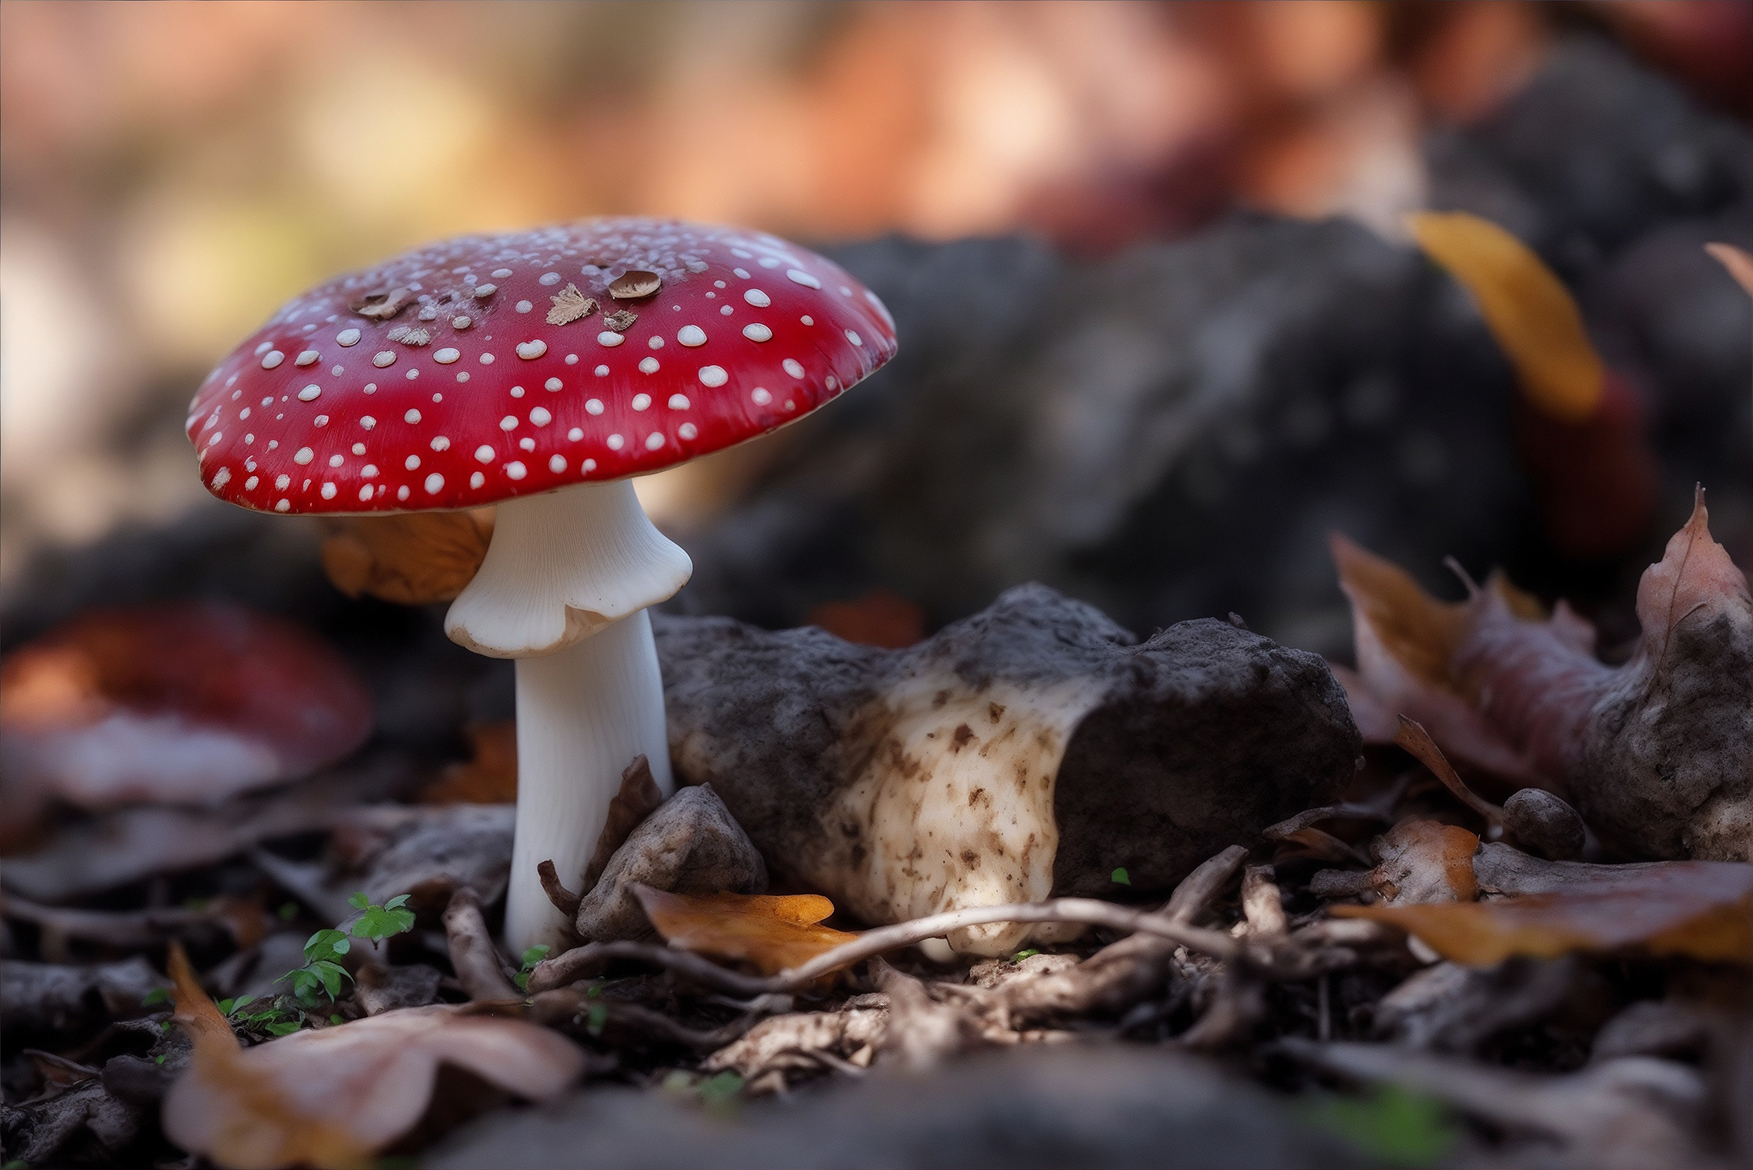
[545, 283, 597, 326]
[422, 721, 517, 805]
[164, 939, 581, 1168]
[582, 754, 664, 888]
[1334, 861, 1753, 966]
[601, 309, 637, 332]
[806, 590, 926, 648]
[349, 287, 414, 320]
[632, 885, 859, 975]
[320, 511, 493, 606]
[1705, 242, 1753, 298]
[1371, 818, 1479, 904]
[607, 270, 661, 300]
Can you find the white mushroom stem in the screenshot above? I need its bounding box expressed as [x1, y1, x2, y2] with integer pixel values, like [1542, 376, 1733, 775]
[444, 480, 691, 954]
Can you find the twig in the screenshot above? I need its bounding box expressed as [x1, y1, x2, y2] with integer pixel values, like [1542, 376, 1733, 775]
[1394, 716, 1503, 835]
[529, 940, 778, 997]
[442, 888, 520, 1001]
[1, 893, 260, 948]
[537, 860, 583, 919]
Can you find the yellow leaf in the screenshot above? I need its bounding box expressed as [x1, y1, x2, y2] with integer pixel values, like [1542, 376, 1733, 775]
[1333, 863, 1753, 966]
[633, 886, 860, 975]
[1407, 211, 1603, 423]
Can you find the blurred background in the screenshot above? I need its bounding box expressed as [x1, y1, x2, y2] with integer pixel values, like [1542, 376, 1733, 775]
[3, 0, 1749, 657]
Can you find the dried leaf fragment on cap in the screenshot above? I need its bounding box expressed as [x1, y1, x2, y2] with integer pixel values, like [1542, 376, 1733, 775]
[607, 269, 661, 300]
[632, 885, 859, 975]
[385, 324, 430, 347]
[1333, 860, 1753, 966]
[320, 511, 493, 606]
[349, 287, 414, 320]
[601, 308, 637, 332]
[163, 940, 583, 1169]
[546, 283, 598, 326]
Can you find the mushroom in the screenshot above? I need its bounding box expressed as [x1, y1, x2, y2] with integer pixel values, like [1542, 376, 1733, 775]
[186, 218, 898, 951]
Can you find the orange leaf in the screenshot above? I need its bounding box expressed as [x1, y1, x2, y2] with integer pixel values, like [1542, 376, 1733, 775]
[806, 590, 926, 648]
[1407, 211, 1604, 422]
[422, 720, 517, 804]
[633, 885, 860, 975]
[320, 510, 493, 606]
[1334, 862, 1753, 966]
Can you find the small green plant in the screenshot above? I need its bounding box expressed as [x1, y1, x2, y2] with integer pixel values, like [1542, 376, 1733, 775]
[218, 994, 305, 1038]
[585, 1001, 608, 1036]
[348, 892, 415, 941]
[283, 928, 353, 1004]
[513, 944, 551, 992]
[143, 986, 170, 1007]
[1110, 867, 1131, 886]
[1306, 1084, 1457, 1167]
[1011, 948, 1041, 961]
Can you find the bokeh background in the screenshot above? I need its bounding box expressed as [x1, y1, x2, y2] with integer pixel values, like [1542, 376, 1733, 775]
[2, 0, 1749, 615]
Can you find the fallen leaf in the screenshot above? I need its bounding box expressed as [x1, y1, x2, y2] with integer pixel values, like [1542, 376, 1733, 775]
[582, 753, 665, 888]
[1370, 819, 1479, 905]
[1335, 492, 1753, 860]
[320, 510, 493, 606]
[162, 942, 582, 1169]
[1407, 211, 1601, 422]
[1333, 860, 1753, 966]
[1705, 241, 1753, 298]
[806, 590, 926, 648]
[632, 885, 859, 975]
[1409, 211, 1658, 557]
[0, 604, 373, 833]
[422, 721, 517, 804]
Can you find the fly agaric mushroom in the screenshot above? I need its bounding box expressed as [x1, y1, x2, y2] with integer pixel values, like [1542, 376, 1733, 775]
[186, 218, 897, 951]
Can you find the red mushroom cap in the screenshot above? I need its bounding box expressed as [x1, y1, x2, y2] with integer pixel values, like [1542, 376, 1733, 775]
[186, 218, 898, 514]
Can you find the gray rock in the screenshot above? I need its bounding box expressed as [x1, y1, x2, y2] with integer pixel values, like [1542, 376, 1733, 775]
[575, 785, 768, 942]
[657, 583, 1358, 954]
[0, 957, 166, 1037]
[428, 1041, 1362, 1169]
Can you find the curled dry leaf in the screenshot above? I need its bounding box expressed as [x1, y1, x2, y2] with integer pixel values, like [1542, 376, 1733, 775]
[1335, 492, 1753, 860]
[320, 510, 494, 606]
[422, 721, 517, 804]
[161, 942, 582, 1169]
[0, 604, 372, 837]
[1314, 818, 1479, 906]
[1334, 859, 1753, 966]
[632, 885, 860, 976]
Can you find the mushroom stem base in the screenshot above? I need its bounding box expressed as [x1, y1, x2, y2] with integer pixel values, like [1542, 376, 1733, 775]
[505, 609, 674, 955]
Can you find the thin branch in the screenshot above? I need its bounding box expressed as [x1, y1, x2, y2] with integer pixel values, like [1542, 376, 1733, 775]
[442, 888, 520, 1001]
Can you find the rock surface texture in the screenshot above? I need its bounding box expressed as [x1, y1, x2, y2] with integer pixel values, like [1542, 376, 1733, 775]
[656, 584, 1359, 954]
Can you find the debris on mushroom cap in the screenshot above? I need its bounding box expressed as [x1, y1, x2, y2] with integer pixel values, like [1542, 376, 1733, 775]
[0, 603, 373, 811]
[186, 218, 898, 516]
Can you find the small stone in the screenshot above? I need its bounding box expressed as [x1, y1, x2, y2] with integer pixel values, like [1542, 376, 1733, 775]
[1502, 789, 1587, 861]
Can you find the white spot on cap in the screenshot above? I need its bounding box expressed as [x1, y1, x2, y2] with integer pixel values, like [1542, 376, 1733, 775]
[744, 289, 771, 307]
[669, 394, 690, 410]
[262, 351, 286, 369]
[640, 357, 660, 373]
[540, 272, 562, 285]
[759, 257, 781, 268]
[364, 383, 377, 393]
[328, 454, 344, 468]
[545, 377, 562, 391]
[782, 358, 805, 378]
[479, 353, 495, 365]
[406, 369, 419, 380]
[594, 365, 609, 376]
[397, 485, 410, 501]
[530, 407, 552, 426]
[434, 348, 460, 364]
[583, 458, 597, 471]
[298, 384, 321, 401]
[492, 268, 512, 279]
[405, 455, 421, 470]
[359, 486, 373, 501]
[517, 340, 547, 360]
[786, 269, 821, 288]
[515, 299, 532, 313]
[321, 482, 338, 500]
[276, 474, 291, 490]
[331, 365, 344, 376]
[296, 350, 319, 367]
[801, 314, 814, 325]
[212, 467, 232, 489]
[373, 351, 396, 367]
[470, 471, 485, 488]
[452, 316, 471, 329]
[597, 332, 624, 348]
[425, 473, 444, 493]
[337, 329, 361, 346]
[519, 437, 535, 451]
[698, 365, 728, 387]
[314, 415, 329, 426]
[511, 386, 525, 398]
[361, 416, 376, 430]
[475, 445, 495, 463]
[645, 433, 665, 450]
[404, 409, 422, 424]
[352, 443, 366, 455]
[751, 387, 772, 405]
[255, 341, 274, 355]
[276, 499, 291, 512]
[456, 372, 470, 383]
[549, 454, 567, 473]
[734, 267, 751, 279]
[500, 416, 517, 431]
[679, 421, 698, 440]
[361, 464, 378, 478]
[827, 375, 838, 390]
[586, 398, 604, 415]
[245, 475, 259, 490]
[607, 434, 625, 450]
[430, 436, 450, 451]
[845, 329, 863, 346]
[294, 447, 314, 465]
[567, 427, 583, 441]
[649, 336, 664, 349]
[505, 461, 528, 479]
[632, 394, 651, 411]
[742, 323, 772, 342]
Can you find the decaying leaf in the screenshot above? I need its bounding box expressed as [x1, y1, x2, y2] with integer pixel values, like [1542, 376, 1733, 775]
[348, 287, 414, 320]
[1313, 818, 1479, 906]
[602, 309, 637, 332]
[385, 324, 430, 347]
[1333, 860, 1753, 966]
[632, 885, 860, 975]
[1705, 241, 1753, 298]
[161, 942, 582, 1169]
[607, 270, 661, 300]
[546, 283, 597, 326]
[1335, 492, 1753, 860]
[321, 511, 494, 606]
[422, 721, 517, 804]
[0, 604, 373, 832]
[806, 590, 926, 648]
